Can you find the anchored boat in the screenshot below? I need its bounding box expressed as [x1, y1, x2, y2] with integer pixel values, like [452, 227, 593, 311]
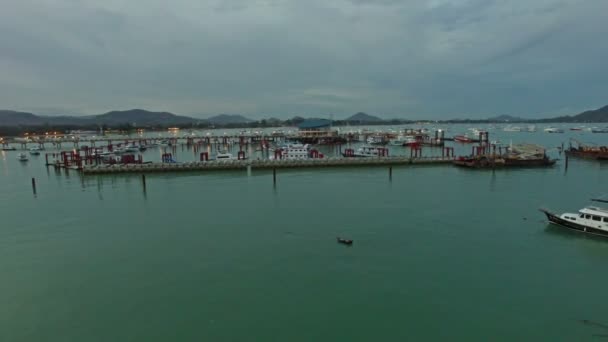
[453, 144, 556, 168]
[564, 139, 608, 160]
[540, 199, 608, 238]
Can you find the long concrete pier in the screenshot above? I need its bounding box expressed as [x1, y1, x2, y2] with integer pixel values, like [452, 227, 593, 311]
[82, 157, 454, 174]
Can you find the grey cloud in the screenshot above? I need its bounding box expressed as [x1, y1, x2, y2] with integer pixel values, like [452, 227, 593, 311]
[0, 0, 606, 118]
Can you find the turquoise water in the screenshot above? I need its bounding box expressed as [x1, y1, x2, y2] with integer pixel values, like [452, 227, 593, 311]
[1, 126, 608, 341]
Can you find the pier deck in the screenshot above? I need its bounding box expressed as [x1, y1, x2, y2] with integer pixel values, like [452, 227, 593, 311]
[82, 157, 454, 174]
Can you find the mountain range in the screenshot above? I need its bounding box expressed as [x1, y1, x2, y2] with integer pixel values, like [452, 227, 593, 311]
[1, 105, 607, 129]
[0, 109, 252, 127]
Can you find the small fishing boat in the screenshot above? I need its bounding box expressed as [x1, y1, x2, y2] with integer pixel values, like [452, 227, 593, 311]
[2, 146, 16, 151]
[540, 198, 608, 238]
[17, 153, 28, 161]
[337, 237, 353, 245]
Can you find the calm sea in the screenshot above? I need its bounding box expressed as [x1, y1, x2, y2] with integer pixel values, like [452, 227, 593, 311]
[1, 124, 607, 341]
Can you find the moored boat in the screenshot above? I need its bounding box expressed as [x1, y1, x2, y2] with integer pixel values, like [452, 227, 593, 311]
[453, 144, 555, 168]
[564, 139, 608, 160]
[342, 146, 389, 158]
[17, 153, 28, 161]
[453, 134, 478, 143]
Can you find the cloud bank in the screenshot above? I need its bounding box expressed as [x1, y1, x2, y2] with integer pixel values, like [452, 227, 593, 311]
[0, 0, 606, 118]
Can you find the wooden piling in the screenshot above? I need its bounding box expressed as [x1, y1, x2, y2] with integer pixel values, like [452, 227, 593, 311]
[142, 174, 146, 191]
[31, 178, 36, 195]
[565, 155, 569, 171]
[389, 166, 392, 181]
[273, 168, 276, 186]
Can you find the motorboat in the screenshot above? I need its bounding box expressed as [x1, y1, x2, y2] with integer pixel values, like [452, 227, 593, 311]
[2, 146, 16, 151]
[544, 127, 564, 133]
[343, 146, 389, 157]
[591, 127, 608, 133]
[540, 198, 608, 237]
[29, 147, 42, 155]
[215, 152, 236, 160]
[453, 134, 478, 143]
[337, 237, 353, 245]
[17, 153, 28, 161]
[503, 126, 522, 132]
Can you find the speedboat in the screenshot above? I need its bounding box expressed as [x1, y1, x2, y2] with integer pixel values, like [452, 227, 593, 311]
[17, 153, 28, 161]
[540, 198, 608, 237]
[29, 147, 42, 155]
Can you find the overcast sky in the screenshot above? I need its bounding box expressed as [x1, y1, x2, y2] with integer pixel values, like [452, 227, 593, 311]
[0, 0, 606, 119]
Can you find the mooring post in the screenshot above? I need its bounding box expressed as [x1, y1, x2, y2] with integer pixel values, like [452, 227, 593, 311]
[389, 166, 392, 181]
[273, 168, 276, 186]
[565, 155, 569, 171]
[31, 178, 37, 195]
[142, 174, 146, 191]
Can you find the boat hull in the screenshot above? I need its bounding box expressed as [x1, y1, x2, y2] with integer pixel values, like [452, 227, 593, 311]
[539, 209, 608, 238]
[565, 150, 608, 160]
[453, 156, 556, 168]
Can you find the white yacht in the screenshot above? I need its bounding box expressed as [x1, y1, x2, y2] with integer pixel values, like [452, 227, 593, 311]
[271, 144, 311, 160]
[17, 153, 28, 161]
[540, 199, 608, 237]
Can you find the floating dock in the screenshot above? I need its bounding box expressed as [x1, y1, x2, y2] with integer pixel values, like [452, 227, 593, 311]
[82, 157, 454, 174]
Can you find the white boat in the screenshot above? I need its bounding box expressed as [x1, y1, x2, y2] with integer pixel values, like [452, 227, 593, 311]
[17, 153, 28, 161]
[2, 146, 16, 151]
[215, 152, 236, 160]
[343, 146, 388, 157]
[270, 144, 311, 160]
[389, 135, 418, 146]
[525, 125, 537, 132]
[540, 198, 608, 237]
[503, 126, 522, 132]
[544, 127, 564, 133]
[29, 147, 42, 155]
[591, 127, 608, 133]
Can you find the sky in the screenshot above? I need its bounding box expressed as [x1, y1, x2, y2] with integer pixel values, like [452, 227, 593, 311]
[0, 0, 607, 119]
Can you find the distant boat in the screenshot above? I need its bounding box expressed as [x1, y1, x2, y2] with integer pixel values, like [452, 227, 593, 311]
[503, 126, 522, 132]
[17, 153, 28, 162]
[29, 147, 42, 155]
[570, 127, 584, 131]
[2, 146, 16, 151]
[453, 134, 476, 143]
[591, 127, 608, 133]
[544, 127, 564, 133]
